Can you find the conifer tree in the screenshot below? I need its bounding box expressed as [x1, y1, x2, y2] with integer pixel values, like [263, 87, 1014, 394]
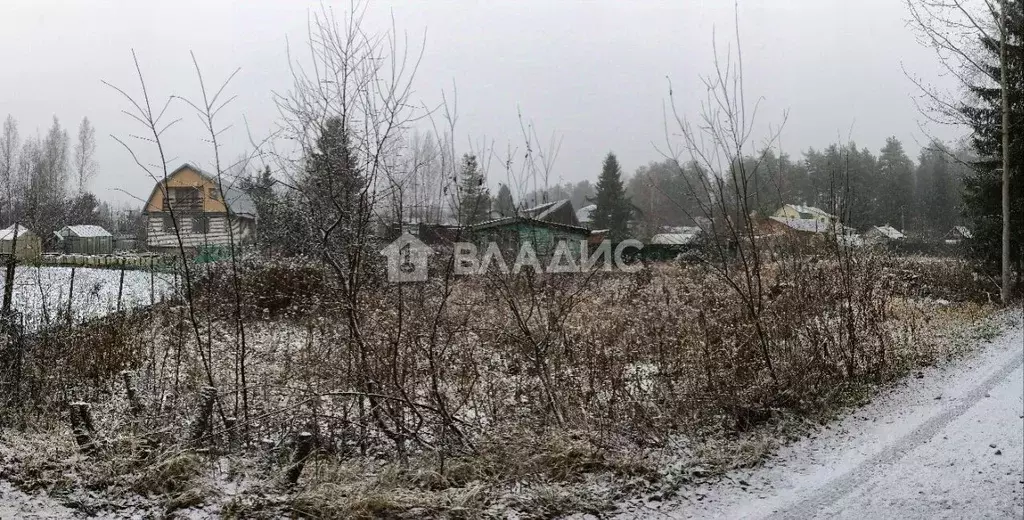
[591, 152, 632, 240]
[493, 183, 515, 217]
[960, 2, 1024, 280]
[877, 137, 915, 230]
[457, 154, 489, 226]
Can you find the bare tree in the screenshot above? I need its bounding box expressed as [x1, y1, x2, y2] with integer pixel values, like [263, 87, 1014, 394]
[0, 116, 18, 227]
[657, 6, 788, 385]
[72, 116, 97, 193]
[16, 117, 69, 237]
[273, 1, 431, 455]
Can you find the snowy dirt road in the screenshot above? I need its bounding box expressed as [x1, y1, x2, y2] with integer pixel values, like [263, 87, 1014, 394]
[622, 311, 1024, 520]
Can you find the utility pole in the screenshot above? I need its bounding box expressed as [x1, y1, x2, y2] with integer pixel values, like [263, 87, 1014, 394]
[1000, 0, 1012, 305]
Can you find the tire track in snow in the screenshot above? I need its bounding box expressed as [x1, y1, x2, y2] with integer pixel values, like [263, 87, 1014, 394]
[767, 344, 1024, 520]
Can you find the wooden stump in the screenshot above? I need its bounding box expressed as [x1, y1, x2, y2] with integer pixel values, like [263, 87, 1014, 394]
[190, 387, 217, 445]
[285, 432, 314, 486]
[122, 371, 143, 416]
[69, 401, 97, 455]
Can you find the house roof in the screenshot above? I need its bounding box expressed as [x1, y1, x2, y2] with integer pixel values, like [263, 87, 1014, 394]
[770, 216, 856, 235]
[661, 225, 702, 235]
[521, 199, 571, 220]
[770, 216, 832, 233]
[0, 225, 34, 240]
[869, 225, 905, 240]
[469, 215, 591, 235]
[144, 163, 257, 218]
[952, 225, 973, 239]
[650, 232, 701, 245]
[57, 225, 113, 238]
[576, 204, 596, 223]
[782, 204, 835, 219]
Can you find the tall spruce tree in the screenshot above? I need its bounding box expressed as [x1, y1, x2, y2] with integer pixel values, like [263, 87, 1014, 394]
[914, 142, 963, 235]
[960, 2, 1024, 277]
[457, 154, 489, 226]
[877, 137, 915, 230]
[592, 152, 632, 240]
[493, 183, 515, 217]
[301, 116, 366, 255]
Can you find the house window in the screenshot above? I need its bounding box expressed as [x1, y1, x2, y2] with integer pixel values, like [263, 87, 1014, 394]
[167, 187, 203, 208]
[209, 187, 220, 200]
[163, 216, 175, 231]
[192, 216, 209, 234]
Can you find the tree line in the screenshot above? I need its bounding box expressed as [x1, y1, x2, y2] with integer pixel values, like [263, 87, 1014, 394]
[479, 136, 970, 243]
[0, 115, 141, 242]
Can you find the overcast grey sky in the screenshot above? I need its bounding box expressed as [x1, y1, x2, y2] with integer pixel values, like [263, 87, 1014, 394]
[1, 0, 963, 206]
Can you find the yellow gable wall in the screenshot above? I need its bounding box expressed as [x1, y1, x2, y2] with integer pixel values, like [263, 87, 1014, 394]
[144, 166, 229, 213]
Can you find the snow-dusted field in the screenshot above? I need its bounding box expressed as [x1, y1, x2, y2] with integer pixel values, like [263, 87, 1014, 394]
[0, 266, 176, 330]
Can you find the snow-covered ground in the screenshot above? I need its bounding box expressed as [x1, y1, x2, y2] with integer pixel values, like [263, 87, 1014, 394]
[616, 310, 1024, 519]
[0, 266, 176, 330]
[0, 482, 75, 519]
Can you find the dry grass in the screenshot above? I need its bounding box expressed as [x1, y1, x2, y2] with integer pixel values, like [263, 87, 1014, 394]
[0, 253, 1006, 517]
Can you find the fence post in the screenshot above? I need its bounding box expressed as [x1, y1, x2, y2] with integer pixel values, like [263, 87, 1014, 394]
[1, 222, 19, 317]
[67, 267, 76, 325]
[117, 261, 126, 312]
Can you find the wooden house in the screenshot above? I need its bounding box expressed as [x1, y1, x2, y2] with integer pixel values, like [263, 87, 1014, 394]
[0, 225, 42, 260]
[943, 226, 973, 245]
[468, 216, 590, 258]
[54, 225, 114, 255]
[142, 164, 257, 252]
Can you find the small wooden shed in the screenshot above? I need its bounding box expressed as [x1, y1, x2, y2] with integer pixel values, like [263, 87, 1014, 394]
[468, 216, 591, 258]
[0, 225, 42, 260]
[54, 225, 114, 255]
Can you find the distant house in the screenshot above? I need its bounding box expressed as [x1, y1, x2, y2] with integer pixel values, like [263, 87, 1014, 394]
[468, 216, 590, 259]
[864, 225, 905, 243]
[650, 229, 702, 246]
[54, 225, 114, 255]
[0, 225, 42, 260]
[944, 225, 973, 245]
[142, 164, 257, 252]
[763, 216, 861, 248]
[646, 229, 703, 261]
[773, 204, 837, 228]
[766, 217, 836, 235]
